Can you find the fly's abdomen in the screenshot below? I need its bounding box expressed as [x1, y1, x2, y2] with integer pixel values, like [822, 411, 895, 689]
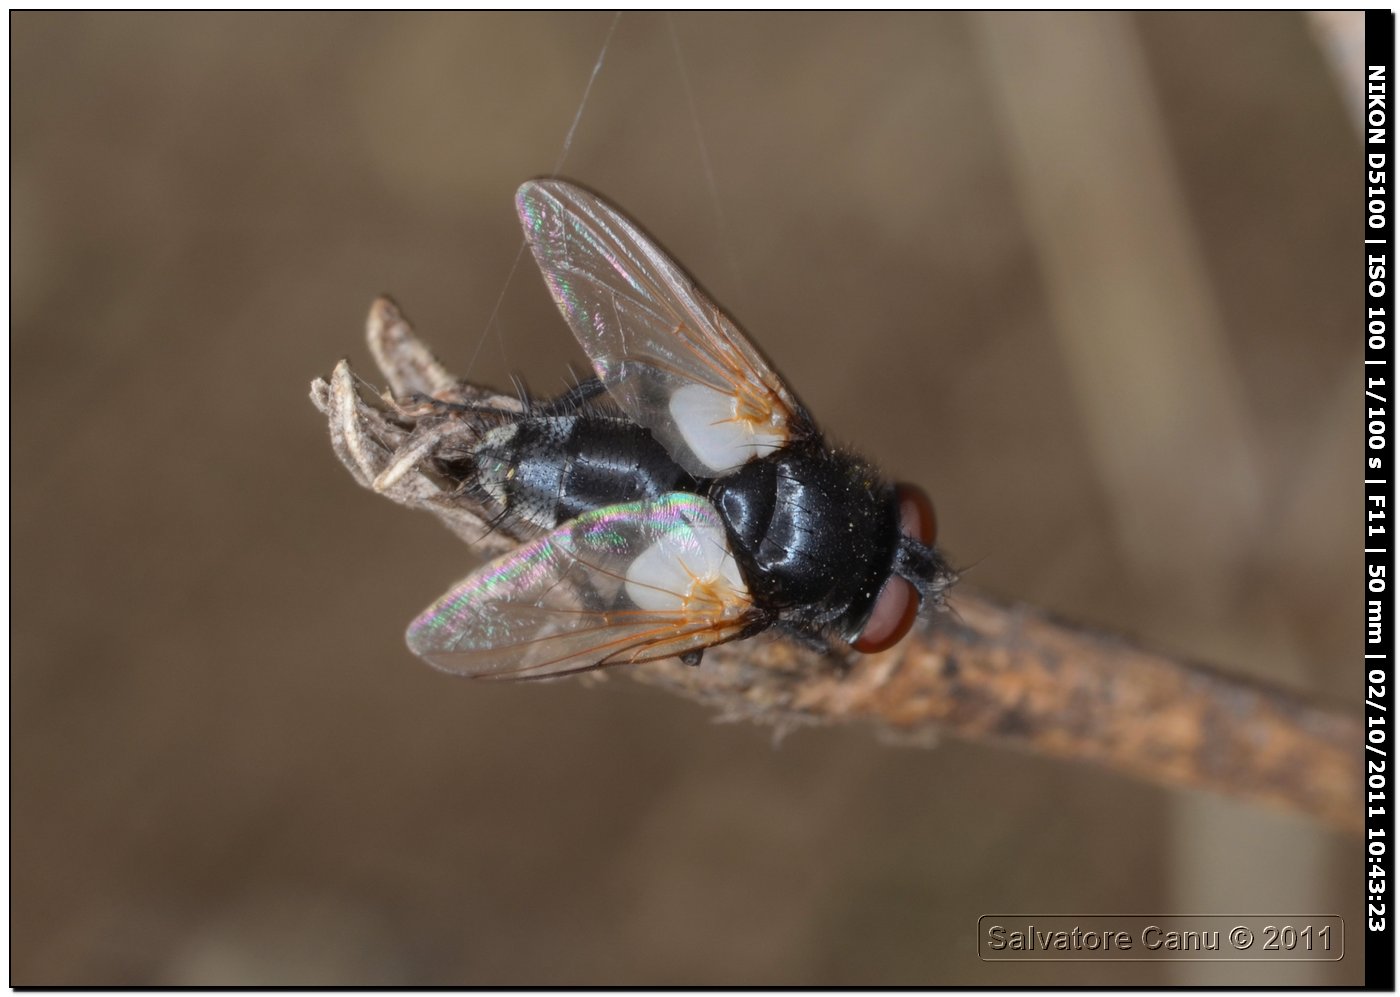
[473, 413, 696, 532]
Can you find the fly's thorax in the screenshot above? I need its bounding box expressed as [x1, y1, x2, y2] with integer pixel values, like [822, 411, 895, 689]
[709, 443, 901, 635]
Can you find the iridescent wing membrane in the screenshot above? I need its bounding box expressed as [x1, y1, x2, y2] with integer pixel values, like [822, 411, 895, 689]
[407, 182, 821, 678]
[516, 180, 812, 477]
[407, 493, 760, 680]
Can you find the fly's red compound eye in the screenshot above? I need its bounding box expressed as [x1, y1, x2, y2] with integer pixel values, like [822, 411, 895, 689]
[853, 575, 919, 653]
[895, 483, 936, 546]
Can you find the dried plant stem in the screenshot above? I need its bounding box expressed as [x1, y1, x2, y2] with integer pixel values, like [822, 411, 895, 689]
[629, 593, 1359, 835]
[312, 298, 1360, 836]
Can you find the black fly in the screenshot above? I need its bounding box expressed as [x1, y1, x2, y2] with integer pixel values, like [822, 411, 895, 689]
[406, 181, 955, 679]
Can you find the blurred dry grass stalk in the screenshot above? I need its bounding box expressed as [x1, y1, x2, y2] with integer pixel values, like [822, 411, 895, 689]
[313, 298, 1360, 836]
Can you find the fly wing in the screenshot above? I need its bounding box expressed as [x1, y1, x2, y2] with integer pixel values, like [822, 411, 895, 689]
[406, 493, 760, 680]
[516, 180, 812, 477]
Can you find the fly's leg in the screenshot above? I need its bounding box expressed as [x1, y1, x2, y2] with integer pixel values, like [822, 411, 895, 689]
[538, 377, 609, 416]
[773, 620, 846, 658]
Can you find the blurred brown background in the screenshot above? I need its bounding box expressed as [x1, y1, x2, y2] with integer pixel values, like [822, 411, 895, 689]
[12, 11, 1364, 985]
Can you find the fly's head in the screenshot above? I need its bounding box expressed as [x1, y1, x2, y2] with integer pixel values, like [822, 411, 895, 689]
[851, 482, 956, 654]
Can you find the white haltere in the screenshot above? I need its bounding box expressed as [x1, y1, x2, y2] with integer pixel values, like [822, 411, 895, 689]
[624, 523, 749, 613]
[668, 383, 788, 473]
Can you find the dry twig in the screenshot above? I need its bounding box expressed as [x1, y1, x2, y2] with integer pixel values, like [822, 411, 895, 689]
[311, 298, 1360, 835]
